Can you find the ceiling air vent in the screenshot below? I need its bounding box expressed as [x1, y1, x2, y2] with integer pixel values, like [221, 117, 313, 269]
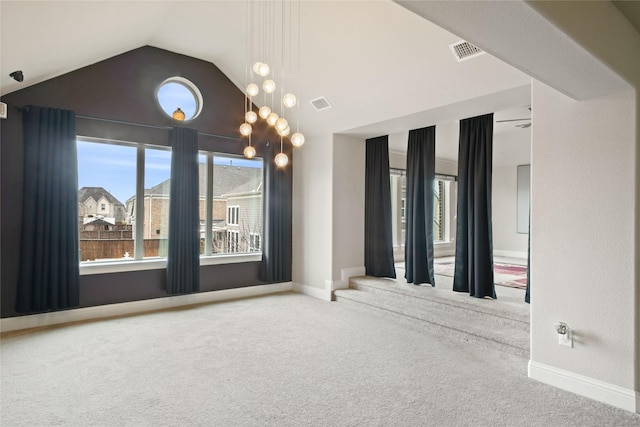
[450, 40, 485, 62]
[310, 96, 332, 111]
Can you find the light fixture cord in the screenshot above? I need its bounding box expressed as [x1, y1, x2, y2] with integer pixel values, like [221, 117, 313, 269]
[281, 0, 285, 118]
[296, 0, 301, 132]
[243, 0, 248, 116]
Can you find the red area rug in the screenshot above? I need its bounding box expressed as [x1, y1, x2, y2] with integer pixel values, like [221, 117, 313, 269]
[433, 262, 528, 290]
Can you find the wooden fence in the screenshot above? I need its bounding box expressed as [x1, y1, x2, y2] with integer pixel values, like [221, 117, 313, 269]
[79, 239, 167, 261]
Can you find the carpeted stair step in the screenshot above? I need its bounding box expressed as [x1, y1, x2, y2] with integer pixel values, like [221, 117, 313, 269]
[334, 282, 529, 358]
[350, 276, 529, 331]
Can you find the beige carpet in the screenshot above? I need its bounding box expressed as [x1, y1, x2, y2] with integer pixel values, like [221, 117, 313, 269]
[2, 292, 639, 426]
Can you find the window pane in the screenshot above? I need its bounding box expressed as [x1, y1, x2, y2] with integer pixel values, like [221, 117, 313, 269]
[198, 154, 208, 255]
[77, 140, 136, 262]
[390, 172, 448, 245]
[400, 176, 406, 245]
[434, 180, 445, 242]
[142, 147, 171, 258]
[157, 81, 198, 120]
[213, 155, 263, 254]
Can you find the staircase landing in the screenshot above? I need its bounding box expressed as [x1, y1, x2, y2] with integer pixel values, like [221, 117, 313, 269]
[334, 275, 530, 358]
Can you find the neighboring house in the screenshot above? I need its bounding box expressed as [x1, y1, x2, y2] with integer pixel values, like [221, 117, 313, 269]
[124, 162, 263, 254]
[78, 187, 126, 224]
[125, 180, 171, 240]
[224, 181, 263, 253]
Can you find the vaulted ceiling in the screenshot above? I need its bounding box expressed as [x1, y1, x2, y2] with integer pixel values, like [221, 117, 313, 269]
[5, 1, 633, 165]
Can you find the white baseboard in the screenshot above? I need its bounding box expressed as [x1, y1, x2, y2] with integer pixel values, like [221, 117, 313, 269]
[292, 282, 332, 301]
[434, 249, 455, 257]
[494, 249, 528, 259]
[0, 282, 293, 333]
[528, 360, 637, 413]
[340, 266, 365, 289]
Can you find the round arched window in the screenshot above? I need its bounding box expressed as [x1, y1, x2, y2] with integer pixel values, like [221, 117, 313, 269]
[157, 77, 203, 121]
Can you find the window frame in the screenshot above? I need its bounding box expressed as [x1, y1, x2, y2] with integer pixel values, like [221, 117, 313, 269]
[227, 230, 239, 253]
[250, 232, 261, 252]
[198, 152, 264, 259]
[227, 205, 240, 226]
[389, 169, 455, 247]
[78, 137, 262, 276]
[156, 76, 204, 121]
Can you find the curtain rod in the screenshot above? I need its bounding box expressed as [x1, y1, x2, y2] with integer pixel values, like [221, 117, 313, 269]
[12, 104, 243, 143]
[75, 114, 243, 142]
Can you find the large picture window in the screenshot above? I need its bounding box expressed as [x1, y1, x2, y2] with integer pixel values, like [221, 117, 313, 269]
[198, 153, 263, 256]
[77, 140, 136, 262]
[78, 140, 264, 267]
[78, 139, 172, 262]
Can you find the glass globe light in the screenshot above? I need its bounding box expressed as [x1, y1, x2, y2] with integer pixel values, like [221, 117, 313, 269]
[245, 110, 258, 124]
[258, 106, 271, 119]
[246, 83, 259, 97]
[252, 62, 263, 74]
[172, 108, 185, 121]
[275, 117, 289, 131]
[239, 123, 252, 136]
[277, 126, 290, 137]
[262, 79, 276, 94]
[266, 112, 279, 126]
[283, 93, 297, 108]
[243, 145, 256, 159]
[291, 132, 305, 147]
[275, 152, 288, 167]
[257, 62, 270, 77]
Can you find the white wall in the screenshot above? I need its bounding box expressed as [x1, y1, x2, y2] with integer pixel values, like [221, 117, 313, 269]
[331, 135, 365, 281]
[292, 134, 333, 292]
[492, 165, 529, 257]
[530, 81, 636, 392]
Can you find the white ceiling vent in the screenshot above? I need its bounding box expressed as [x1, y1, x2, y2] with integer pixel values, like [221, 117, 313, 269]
[450, 40, 485, 62]
[310, 96, 332, 111]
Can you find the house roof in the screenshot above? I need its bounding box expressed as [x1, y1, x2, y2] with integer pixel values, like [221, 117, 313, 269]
[144, 163, 262, 198]
[82, 217, 115, 227]
[78, 187, 124, 206]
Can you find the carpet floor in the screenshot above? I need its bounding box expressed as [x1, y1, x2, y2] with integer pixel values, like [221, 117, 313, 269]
[432, 262, 527, 289]
[2, 292, 639, 426]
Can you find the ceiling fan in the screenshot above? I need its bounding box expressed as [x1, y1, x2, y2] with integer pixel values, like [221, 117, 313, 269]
[496, 118, 531, 128]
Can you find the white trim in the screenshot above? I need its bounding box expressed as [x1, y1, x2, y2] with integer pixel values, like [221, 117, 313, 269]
[200, 253, 262, 266]
[434, 247, 455, 257]
[340, 266, 366, 289]
[80, 253, 262, 275]
[528, 360, 637, 413]
[292, 282, 332, 301]
[494, 249, 528, 259]
[80, 258, 166, 275]
[328, 279, 346, 291]
[0, 282, 292, 333]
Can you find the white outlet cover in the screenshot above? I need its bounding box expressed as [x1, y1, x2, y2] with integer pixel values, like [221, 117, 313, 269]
[559, 330, 573, 348]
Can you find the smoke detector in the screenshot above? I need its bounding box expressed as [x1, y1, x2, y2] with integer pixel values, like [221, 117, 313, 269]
[450, 40, 485, 62]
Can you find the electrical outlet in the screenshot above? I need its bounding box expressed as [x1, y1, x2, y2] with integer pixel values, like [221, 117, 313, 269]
[559, 330, 573, 348]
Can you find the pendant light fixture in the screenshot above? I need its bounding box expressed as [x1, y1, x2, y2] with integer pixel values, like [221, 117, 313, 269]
[239, 0, 305, 167]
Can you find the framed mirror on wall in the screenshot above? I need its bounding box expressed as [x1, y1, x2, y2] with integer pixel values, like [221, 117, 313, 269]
[517, 164, 530, 234]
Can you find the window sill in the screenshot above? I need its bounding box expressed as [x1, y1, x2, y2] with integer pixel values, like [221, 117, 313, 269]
[200, 253, 262, 266]
[80, 253, 262, 275]
[80, 258, 166, 275]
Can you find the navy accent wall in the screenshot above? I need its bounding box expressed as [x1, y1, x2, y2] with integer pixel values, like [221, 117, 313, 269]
[1, 46, 292, 318]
